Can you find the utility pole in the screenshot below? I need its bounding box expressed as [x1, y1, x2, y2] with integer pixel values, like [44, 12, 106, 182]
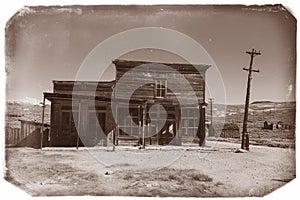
[208, 98, 214, 136]
[241, 48, 261, 150]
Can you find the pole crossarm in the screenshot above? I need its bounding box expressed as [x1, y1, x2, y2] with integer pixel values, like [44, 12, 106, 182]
[246, 50, 261, 55]
[243, 68, 260, 73]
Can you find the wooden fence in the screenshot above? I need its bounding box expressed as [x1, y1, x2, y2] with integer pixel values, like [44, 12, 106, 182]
[5, 127, 21, 146]
[5, 120, 50, 147]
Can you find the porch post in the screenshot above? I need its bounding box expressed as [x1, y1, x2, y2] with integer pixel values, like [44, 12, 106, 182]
[175, 105, 181, 145]
[76, 101, 81, 149]
[142, 102, 146, 149]
[40, 95, 45, 150]
[199, 103, 206, 147]
[114, 103, 118, 145]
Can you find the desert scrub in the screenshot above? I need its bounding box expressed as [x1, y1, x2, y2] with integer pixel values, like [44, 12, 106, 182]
[191, 174, 212, 182]
[121, 168, 213, 183]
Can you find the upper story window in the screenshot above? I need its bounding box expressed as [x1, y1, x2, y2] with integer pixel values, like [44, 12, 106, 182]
[155, 79, 167, 98]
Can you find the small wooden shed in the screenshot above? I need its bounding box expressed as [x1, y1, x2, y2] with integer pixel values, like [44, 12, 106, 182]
[220, 123, 240, 138]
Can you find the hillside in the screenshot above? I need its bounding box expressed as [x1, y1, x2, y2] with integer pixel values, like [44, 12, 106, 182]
[5, 102, 51, 129]
[207, 101, 296, 148]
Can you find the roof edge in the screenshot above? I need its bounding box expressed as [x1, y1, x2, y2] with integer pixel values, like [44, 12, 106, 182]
[112, 59, 211, 69]
[52, 80, 116, 84]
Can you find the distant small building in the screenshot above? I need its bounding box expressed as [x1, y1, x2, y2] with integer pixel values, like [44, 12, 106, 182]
[220, 123, 240, 138]
[43, 60, 210, 147]
[263, 121, 274, 130]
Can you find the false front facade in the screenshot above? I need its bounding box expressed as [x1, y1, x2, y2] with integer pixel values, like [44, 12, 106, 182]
[43, 60, 210, 147]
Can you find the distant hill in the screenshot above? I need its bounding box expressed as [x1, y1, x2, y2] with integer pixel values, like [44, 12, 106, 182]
[251, 100, 296, 105]
[251, 101, 274, 105]
[6, 101, 51, 128]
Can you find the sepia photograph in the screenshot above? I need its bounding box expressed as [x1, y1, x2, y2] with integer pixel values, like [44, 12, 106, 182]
[1, 2, 297, 198]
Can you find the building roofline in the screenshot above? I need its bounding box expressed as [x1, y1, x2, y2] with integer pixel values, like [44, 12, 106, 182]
[52, 80, 116, 84]
[18, 119, 50, 127]
[112, 59, 211, 72]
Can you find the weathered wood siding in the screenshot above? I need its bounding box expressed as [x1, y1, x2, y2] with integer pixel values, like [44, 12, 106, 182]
[6, 120, 50, 148]
[48, 80, 116, 146]
[49, 102, 61, 145]
[45, 60, 210, 146]
[113, 59, 209, 104]
[49, 99, 113, 146]
[53, 80, 114, 97]
[5, 127, 21, 146]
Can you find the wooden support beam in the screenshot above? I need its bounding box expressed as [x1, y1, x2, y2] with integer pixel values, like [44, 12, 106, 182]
[76, 101, 81, 149]
[176, 106, 180, 139]
[157, 104, 160, 145]
[199, 105, 206, 147]
[40, 96, 45, 150]
[142, 103, 146, 149]
[115, 103, 118, 146]
[112, 127, 116, 146]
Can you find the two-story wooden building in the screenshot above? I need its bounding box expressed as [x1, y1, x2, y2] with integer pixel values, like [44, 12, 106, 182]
[42, 59, 210, 147]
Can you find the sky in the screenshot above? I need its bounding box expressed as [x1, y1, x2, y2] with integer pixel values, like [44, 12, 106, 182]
[5, 5, 296, 104]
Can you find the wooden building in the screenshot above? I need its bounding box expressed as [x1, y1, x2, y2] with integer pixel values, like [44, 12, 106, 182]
[43, 60, 210, 147]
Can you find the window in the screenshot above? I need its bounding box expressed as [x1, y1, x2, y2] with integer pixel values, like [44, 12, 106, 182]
[155, 79, 167, 98]
[117, 105, 140, 136]
[181, 107, 199, 136]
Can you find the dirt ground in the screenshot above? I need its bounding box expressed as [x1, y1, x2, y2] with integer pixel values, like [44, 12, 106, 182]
[5, 141, 295, 197]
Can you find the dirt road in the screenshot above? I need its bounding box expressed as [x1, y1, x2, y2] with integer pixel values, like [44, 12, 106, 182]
[5, 141, 295, 197]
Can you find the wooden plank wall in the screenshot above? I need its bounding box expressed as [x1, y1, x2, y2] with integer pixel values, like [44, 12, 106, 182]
[5, 121, 48, 146]
[53, 81, 114, 98]
[5, 127, 21, 146]
[113, 60, 207, 104]
[49, 100, 111, 146]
